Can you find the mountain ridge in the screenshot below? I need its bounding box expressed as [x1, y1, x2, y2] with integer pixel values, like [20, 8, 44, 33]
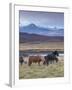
[19, 23, 64, 36]
[19, 32, 64, 43]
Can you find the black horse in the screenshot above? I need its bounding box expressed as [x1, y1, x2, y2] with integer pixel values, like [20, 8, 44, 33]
[19, 56, 24, 65]
[43, 51, 59, 66]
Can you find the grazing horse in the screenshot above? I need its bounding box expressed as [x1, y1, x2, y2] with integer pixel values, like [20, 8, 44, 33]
[28, 56, 42, 66]
[43, 51, 59, 66]
[19, 56, 24, 65]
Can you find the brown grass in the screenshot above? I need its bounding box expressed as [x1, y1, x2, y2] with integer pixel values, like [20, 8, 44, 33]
[19, 42, 64, 51]
[19, 58, 64, 79]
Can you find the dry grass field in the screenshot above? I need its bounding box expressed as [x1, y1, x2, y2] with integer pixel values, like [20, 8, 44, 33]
[19, 57, 64, 79]
[19, 42, 64, 51]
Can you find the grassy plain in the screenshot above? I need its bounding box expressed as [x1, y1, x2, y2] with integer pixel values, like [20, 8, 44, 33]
[19, 42, 64, 51]
[19, 59, 64, 79]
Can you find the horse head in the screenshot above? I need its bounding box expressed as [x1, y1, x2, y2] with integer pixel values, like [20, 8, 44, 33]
[53, 51, 59, 56]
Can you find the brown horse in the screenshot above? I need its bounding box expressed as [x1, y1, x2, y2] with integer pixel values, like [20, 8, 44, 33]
[28, 56, 43, 66]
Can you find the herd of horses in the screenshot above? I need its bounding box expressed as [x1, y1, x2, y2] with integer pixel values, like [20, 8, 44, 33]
[19, 51, 59, 66]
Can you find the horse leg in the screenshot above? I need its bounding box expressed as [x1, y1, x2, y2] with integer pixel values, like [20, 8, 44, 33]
[56, 58, 58, 63]
[50, 60, 52, 64]
[43, 60, 46, 65]
[38, 61, 40, 66]
[47, 60, 49, 66]
[28, 61, 32, 66]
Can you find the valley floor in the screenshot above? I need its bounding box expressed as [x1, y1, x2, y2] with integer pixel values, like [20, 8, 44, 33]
[19, 42, 64, 51]
[19, 58, 64, 79]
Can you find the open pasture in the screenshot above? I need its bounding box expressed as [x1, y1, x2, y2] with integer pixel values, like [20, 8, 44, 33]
[19, 42, 64, 51]
[19, 57, 64, 79]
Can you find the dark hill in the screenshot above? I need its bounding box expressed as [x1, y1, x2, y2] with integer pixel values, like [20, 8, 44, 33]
[19, 32, 64, 43]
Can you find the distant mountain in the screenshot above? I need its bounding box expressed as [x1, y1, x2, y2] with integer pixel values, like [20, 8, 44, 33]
[19, 32, 64, 43]
[19, 23, 64, 36]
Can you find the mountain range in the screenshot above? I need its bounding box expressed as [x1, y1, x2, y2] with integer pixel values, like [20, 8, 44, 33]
[19, 32, 64, 43]
[19, 23, 64, 36]
[19, 23, 64, 43]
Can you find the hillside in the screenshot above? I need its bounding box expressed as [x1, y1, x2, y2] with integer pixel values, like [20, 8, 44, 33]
[19, 32, 64, 43]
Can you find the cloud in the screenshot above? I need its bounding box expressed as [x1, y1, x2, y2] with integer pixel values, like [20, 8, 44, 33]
[19, 10, 64, 28]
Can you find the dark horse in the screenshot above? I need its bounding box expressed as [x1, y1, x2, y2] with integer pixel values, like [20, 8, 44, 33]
[28, 56, 42, 66]
[19, 56, 24, 65]
[43, 51, 59, 66]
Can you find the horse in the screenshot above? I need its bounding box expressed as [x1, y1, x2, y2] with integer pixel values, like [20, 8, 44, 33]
[19, 56, 24, 65]
[43, 51, 59, 66]
[28, 56, 43, 66]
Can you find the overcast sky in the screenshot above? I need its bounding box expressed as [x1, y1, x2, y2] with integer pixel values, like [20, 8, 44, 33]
[19, 10, 64, 29]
